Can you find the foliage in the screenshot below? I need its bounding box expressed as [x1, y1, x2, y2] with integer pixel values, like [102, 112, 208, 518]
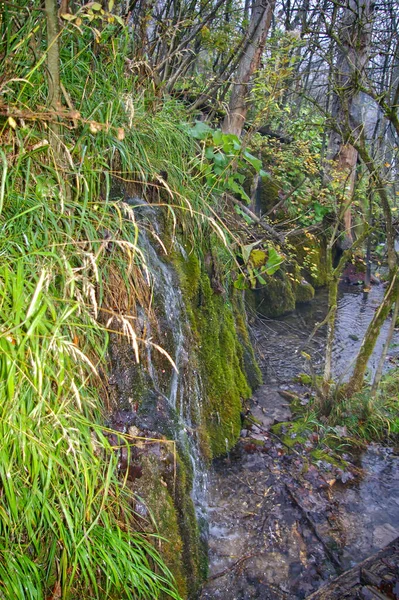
[188, 121, 268, 202]
[234, 243, 284, 290]
[279, 369, 399, 458]
[0, 4, 235, 597]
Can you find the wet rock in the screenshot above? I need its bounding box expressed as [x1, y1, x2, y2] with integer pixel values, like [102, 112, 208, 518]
[373, 524, 398, 548]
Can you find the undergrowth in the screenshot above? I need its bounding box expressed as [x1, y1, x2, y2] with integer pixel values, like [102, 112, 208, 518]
[277, 371, 399, 459]
[0, 2, 233, 598]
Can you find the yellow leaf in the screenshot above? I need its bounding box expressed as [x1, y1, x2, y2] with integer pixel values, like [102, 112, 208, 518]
[385, 162, 390, 168]
[249, 249, 267, 267]
[75, 16, 82, 26]
[8, 116, 17, 129]
[108, 0, 114, 10]
[91, 2, 102, 9]
[61, 13, 76, 20]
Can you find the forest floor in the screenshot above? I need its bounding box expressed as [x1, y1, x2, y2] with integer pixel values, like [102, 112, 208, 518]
[200, 288, 399, 600]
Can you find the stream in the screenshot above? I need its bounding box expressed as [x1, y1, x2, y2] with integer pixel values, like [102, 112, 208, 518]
[200, 284, 399, 599]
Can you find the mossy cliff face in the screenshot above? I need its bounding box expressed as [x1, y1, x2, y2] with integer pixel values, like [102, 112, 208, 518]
[105, 230, 260, 598]
[174, 250, 260, 458]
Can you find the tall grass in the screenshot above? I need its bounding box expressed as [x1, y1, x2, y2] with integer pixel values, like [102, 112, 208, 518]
[0, 2, 225, 597]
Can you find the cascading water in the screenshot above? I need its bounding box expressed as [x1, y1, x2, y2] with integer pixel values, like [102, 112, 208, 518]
[122, 197, 208, 516]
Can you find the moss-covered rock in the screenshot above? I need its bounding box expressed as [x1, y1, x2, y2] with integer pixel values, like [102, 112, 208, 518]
[174, 251, 255, 457]
[232, 291, 262, 391]
[248, 270, 296, 318]
[106, 234, 261, 597]
[294, 278, 315, 303]
[291, 232, 328, 288]
[255, 177, 280, 215]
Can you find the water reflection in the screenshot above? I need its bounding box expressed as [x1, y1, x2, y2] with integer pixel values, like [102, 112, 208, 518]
[254, 283, 399, 384]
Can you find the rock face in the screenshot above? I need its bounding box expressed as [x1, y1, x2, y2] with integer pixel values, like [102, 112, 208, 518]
[104, 205, 261, 597]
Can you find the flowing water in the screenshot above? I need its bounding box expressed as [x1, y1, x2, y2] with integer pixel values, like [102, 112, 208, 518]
[200, 283, 399, 599]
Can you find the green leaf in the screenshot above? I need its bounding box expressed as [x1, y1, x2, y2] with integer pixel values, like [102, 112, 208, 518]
[234, 274, 249, 290]
[205, 147, 215, 160]
[241, 241, 260, 264]
[265, 246, 284, 275]
[227, 178, 250, 202]
[256, 273, 267, 285]
[213, 152, 227, 167]
[212, 129, 224, 146]
[188, 121, 213, 140]
[243, 150, 262, 172]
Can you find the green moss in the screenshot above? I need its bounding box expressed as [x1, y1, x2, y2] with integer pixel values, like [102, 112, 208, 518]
[295, 373, 312, 385]
[294, 278, 315, 303]
[256, 177, 280, 215]
[292, 233, 328, 288]
[248, 270, 296, 317]
[174, 250, 254, 458]
[196, 273, 251, 456]
[135, 449, 205, 599]
[136, 455, 188, 598]
[232, 291, 262, 390]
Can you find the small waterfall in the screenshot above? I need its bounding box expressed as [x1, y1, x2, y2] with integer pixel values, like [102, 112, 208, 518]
[123, 197, 208, 514]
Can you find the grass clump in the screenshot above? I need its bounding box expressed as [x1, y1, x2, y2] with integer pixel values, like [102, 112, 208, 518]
[0, 3, 221, 598]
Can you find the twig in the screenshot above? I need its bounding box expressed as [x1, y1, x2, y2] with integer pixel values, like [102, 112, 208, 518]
[207, 553, 256, 581]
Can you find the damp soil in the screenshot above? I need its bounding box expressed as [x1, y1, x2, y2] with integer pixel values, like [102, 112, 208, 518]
[200, 285, 399, 600]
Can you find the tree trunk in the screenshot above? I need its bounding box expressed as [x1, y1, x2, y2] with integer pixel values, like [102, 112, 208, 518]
[327, 0, 373, 245]
[371, 281, 399, 396]
[222, 0, 275, 137]
[344, 270, 398, 397]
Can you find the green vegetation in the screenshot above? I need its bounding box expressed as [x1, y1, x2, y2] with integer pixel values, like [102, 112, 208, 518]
[275, 370, 399, 458]
[1, 2, 265, 595]
[175, 251, 256, 457]
[1, 7, 221, 599]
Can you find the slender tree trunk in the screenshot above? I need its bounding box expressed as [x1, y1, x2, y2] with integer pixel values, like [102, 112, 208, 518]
[345, 270, 398, 397]
[222, 0, 275, 137]
[371, 281, 399, 396]
[322, 228, 370, 403]
[327, 0, 373, 245]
